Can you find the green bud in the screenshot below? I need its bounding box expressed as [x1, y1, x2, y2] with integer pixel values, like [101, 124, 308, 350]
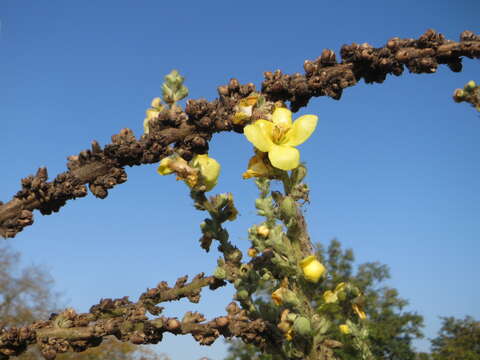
[213, 266, 226, 280]
[261, 272, 272, 281]
[165, 69, 184, 85]
[162, 70, 189, 105]
[236, 289, 249, 301]
[282, 289, 300, 307]
[291, 164, 307, 185]
[312, 316, 330, 335]
[293, 317, 312, 337]
[286, 312, 298, 323]
[280, 196, 297, 219]
[226, 249, 243, 264]
[453, 89, 465, 102]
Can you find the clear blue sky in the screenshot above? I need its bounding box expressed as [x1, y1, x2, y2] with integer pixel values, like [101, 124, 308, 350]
[1, 1, 479, 358]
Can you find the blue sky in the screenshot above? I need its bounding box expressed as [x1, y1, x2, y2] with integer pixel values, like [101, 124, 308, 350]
[1, 1, 479, 358]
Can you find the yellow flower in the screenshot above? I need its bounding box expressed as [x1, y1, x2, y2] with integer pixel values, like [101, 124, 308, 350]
[352, 304, 366, 320]
[190, 154, 221, 191]
[271, 288, 284, 306]
[247, 248, 257, 257]
[335, 282, 346, 292]
[242, 152, 271, 179]
[339, 324, 351, 334]
[284, 327, 294, 341]
[299, 255, 326, 283]
[157, 154, 220, 192]
[151, 97, 162, 108]
[158, 155, 196, 186]
[243, 107, 318, 171]
[323, 290, 338, 303]
[256, 225, 270, 237]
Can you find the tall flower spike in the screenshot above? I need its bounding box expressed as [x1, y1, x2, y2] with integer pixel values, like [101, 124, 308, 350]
[243, 107, 318, 171]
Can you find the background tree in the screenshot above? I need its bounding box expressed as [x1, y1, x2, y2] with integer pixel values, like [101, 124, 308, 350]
[429, 316, 480, 360]
[225, 239, 424, 360]
[0, 244, 168, 360]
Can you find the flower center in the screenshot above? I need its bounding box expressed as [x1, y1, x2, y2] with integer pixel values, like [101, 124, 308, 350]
[272, 124, 291, 144]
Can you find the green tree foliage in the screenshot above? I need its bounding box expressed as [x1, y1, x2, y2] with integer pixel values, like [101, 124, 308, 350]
[0, 245, 168, 360]
[429, 316, 480, 360]
[225, 239, 424, 360]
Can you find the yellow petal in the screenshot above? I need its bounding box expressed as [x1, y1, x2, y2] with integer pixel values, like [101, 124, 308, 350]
[146, 108, 160, 120]
[243, 154, 270, 179]
[272, 107, 292, 126]
[299, 255, 326, 283]
[268, 145, 300, 171]
[143, 118, 150, 134]
[352, 304, 366, 320]
[244, 120, 274, 152]
[151, 97, 162, 108]
[286, 115, 318, 146]
[157, 157, 174, 175]
[339, 324, 351, 334]
[323, 290, 338, 303]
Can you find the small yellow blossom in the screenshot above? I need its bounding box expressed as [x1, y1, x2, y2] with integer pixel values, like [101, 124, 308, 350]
[284, 327, 294, 341]
[335, 282, 346, 292]
[272, 288, 284, 306]
[352, 304, 367, 320]
[242, 152, 272, 179]
[323, 290, 338, 303]
[299, 255, 326, 283]
[158, 155, 197, 186]
[157, 154, 220, 192]
[247, 248, 257, 257]
[256, 225, 270, 237]
[151, 97, 162, 108]
[243, 107, 318, 171]
[339, 324, 351, 334]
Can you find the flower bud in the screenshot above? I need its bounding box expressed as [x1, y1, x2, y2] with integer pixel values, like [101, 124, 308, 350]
[271, 288, 300, 307]
[236, 289, 249, 301]
[299, 255, 326, 283]
[151, 97, 162, 108]
[213, 267, 226, 280]
[465, 80, 476, 91]
[280, 196, 297, 219]
[157, 157, 175, 175]
[339, 324, 351, 334]
[256, 225, 270, 237]
[352, 303, 367, 320]
[261, 272, 272, 281]
[323, 290, 338, 303]
[453, 89, 465, 103]
[293, 317, 312, 337]
[190, 154, 221, 191]
[247, 248, 257, 257]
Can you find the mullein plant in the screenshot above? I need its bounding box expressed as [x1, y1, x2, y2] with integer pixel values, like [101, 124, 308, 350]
[148, 72, 373, 360]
